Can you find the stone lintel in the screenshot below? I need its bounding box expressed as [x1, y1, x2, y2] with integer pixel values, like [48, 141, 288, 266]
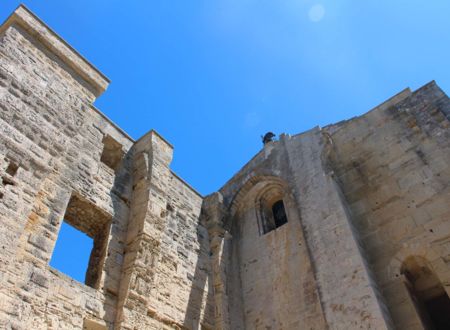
[0, 5, 110, 98]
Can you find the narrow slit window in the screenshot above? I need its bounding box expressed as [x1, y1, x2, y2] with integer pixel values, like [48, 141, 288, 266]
[50, 193, 111, 289]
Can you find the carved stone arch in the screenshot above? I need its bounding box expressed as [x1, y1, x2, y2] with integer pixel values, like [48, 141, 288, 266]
[384, 243, 450, 330]
[228, 175, 298, 235]
[228, 175, 290, 218]
[387, 246, 450, 329]
[388, 245, 440, 280]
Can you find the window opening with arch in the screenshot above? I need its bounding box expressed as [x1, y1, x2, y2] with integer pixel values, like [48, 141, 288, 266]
[401, 256, 450, 330]
[256, 185, 289, 235]
[272, 200, 288, 228]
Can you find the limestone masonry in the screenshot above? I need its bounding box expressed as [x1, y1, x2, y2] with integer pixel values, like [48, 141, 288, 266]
[0, 5, 449, 330]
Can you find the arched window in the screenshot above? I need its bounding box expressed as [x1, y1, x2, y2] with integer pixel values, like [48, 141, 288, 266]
[401, 256, 450, 330]
[252, 183, 291, 235]
[257, 196, 288, 235]
[272, 200, 287, 228]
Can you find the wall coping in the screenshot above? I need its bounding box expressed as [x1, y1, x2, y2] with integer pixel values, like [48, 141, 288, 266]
[0, 4, 110, 98]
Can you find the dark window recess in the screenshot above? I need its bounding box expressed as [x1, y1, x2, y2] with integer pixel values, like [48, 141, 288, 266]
[272, 200, 288, 228]
[5, 162, 19, 176]
[2, 177, 14, 186]
[100, 135, 124, 171]
[50, 193, 111, 289]
[0, 161, 19, 199]
[402, 256, 450, 330]
[260, 199, 288, 235]
[2, 161, 19, 187]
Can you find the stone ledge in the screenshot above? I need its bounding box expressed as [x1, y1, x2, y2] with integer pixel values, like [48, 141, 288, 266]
[0, 4, 109, 98]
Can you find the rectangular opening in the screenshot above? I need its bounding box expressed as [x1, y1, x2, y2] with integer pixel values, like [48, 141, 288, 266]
[260, 199, 289, 235]
[50, 221, 93, 283]
[100, 135, 124, 171]
[272, 200, 288, 228]
[2, 160, 19, 187]
[50, 193, 111, 289]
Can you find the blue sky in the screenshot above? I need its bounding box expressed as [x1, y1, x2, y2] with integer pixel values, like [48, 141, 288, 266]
[2, 1, 450, 282]
[3, 1, 450, 195]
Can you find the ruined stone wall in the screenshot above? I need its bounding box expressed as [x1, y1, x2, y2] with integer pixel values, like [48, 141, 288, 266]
[212, 129, 392, 329]
[163, 173, 214, 328]
[325, 82, 450, 329]
[114, 131, 214, 330]
[0, 6, 213, 330]
[1, 5, 450, 330]
[202, 81, 450, 330]
[0, 8, 133, 328]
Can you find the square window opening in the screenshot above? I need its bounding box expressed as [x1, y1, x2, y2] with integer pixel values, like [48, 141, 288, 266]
[50, 193, 111, 289]
[100, 135, 124, 171]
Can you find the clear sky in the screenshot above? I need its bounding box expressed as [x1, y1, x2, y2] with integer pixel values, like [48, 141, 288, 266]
[2, 1, 450, 282]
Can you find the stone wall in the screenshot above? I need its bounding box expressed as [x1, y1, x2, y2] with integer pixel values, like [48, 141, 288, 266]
[0, 5, 213, 330]
[0, 6, 130, 329]
[211, 131, 390, 329]
[114, 131, 213, 330]
[229, 178, 326, 329]
[1, 4, 450, 330]
[325, 81, 450, 329]
[204, 82, 450, 329]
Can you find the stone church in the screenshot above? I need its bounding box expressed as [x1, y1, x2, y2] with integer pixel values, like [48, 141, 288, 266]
[0, 5, 449, 330]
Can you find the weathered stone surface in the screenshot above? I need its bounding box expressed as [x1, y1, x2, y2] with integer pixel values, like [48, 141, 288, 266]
[1, 4, 450, 330]
[0, 5, 211, 330]
[30, 270, 49, 288]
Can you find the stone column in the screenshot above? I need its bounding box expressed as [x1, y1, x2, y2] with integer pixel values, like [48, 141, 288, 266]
[202, 192, 231, 330]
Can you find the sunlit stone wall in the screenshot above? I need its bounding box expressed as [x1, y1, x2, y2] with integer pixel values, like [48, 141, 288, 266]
[1, 5, 450, 330]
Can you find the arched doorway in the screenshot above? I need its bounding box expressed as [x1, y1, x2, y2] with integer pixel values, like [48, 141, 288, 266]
[401, 256, 450, 330]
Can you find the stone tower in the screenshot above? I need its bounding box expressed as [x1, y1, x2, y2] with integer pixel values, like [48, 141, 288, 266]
[1, 5, 450, 330]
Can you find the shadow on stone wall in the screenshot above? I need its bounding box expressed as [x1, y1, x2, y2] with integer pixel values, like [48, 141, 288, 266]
[182, 211, 215, 329]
